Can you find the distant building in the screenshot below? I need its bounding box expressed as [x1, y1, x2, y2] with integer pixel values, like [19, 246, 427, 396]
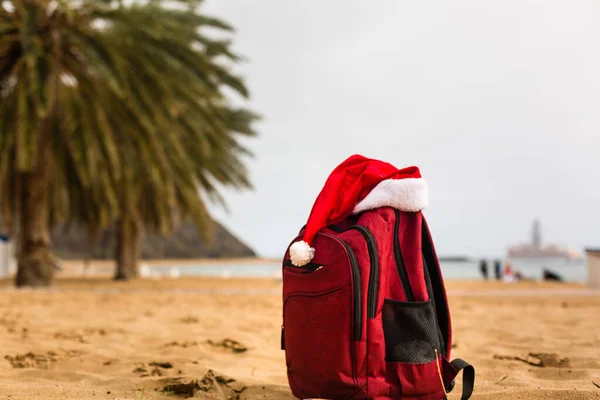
[584, 248, 600, 289]
[507, 219, 580, 260]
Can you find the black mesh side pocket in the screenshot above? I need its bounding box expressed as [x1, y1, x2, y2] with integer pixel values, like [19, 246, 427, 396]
[382, 298, 441, 363]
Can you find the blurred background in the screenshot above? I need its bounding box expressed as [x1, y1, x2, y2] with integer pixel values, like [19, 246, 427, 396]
[2, 0, 598, 284]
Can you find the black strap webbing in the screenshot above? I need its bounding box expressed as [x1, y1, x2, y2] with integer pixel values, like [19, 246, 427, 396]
[449, 358, 475, 400]
[421, 218, 450, 356]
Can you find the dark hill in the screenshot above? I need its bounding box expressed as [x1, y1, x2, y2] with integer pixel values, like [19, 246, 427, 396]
[51, 220, 256, 260]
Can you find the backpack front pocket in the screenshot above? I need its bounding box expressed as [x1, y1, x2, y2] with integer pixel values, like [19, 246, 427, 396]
[283, 282, 359, 399]
[382, 299, 445, 397]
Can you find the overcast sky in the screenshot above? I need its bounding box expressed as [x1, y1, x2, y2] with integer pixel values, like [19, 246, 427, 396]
[202, 0, 600, 259]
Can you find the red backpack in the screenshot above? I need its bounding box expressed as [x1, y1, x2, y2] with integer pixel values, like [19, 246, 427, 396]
[280, 155, 475, 400]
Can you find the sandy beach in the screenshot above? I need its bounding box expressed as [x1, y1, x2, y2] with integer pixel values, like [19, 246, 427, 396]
[0, 277, 599, 399]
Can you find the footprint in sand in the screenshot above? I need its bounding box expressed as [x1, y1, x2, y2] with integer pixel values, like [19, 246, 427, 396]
[179, 316, 199, 324]
[4, 350, 83, 369]
[164, 341, 198, 348]
[150, 361, 174, 369]
[494, 352, 570, 368]
[83, 327, 127, 336]
[162, 369, 247, 399]
[82, 327, 107, 336]
[54, 331, 87, 343]
[207, 338, 248, 354]
[133, 361, 174, 377]
[1, 312, 22, 334]
[54, 327, 125, 344]
[4, 352, 57, 369]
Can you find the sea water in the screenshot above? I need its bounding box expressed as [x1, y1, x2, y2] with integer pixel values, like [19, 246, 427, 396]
[147, 258, 587, 282]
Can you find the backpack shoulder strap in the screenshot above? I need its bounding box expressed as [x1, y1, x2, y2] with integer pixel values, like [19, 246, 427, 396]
[421, 216, 451, 356]
[422, 216, 476, 399]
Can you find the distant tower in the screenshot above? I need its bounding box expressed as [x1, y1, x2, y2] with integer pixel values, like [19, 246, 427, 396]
[532, 219, 542, 248]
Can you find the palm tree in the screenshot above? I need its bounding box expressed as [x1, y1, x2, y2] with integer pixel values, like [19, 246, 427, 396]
[0, 0, 257, 286]
[112, 105, 258, 281]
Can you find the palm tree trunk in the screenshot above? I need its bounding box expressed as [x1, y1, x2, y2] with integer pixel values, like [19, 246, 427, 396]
[14, 36, 60, 287]
[14, 168, 54, 287]
[114, 218, 141, 280]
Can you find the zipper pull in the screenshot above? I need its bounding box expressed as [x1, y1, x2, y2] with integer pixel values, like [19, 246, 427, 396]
[435, 348, 447, 397]
[280, 325, 285, 350]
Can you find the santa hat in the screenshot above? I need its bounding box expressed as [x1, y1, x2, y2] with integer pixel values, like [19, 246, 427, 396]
[289, 154, 428, 267]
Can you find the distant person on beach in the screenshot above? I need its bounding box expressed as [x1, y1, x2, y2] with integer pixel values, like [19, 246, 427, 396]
[494, 260, 502, 280]
[543, 268, 564, 282]
[503, 261, 516, 283]
[479, 259, 489, 280]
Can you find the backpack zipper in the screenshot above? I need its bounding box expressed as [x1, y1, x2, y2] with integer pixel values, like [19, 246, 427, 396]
[393, 209, 415, 302]
[321, 233, 362, 341]
[347, 225, 379, 319]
